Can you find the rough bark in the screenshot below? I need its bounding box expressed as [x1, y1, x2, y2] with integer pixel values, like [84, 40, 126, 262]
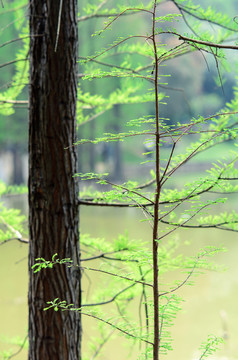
[28, 1, 81, 359]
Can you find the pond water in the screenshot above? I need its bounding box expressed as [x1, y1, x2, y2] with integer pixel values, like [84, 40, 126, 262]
[0, 197, 238, 360]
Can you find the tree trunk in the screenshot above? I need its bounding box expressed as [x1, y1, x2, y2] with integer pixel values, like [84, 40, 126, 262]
[28, 1, 81, 359]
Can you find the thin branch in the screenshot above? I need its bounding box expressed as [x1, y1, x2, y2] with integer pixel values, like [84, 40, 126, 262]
[0, 99, 28, 105]
[82, 281, 137, 307]
[0, 237, 29, 245]
[172, 0, 238, 33]
[133, 111, 238, 191]
[159, 297, 171, 344]
[85, 35, 150, 63]
[81, 311, 153, 346]
[78, 109, 107, 127]
[162, 130, 228, 184]
[159, 142, 176, 185]
[75, 131, 155, 145]
[79, 56, 154, 75]
[90, 326, 116, 360]
[80, 266, 152, 288]
[0, 216, 28, 245]
[0, 3, 26, 15]
[0, 58, 28, 69]
[138, 265, 150, 352]
[178, 34, 238, 50]
[0, 34, 43, 49]
[78, 11, 135, 22]
[5, 335, 28, 360]
[54, 0, 63, 52]
[0, 36, 28, 49]
[79, 199, 152, 207]
[78, 7, 151, 23]
[160, 219, 238, 232]
[78, 71, 154, 82]
[160, 257, 200, 296]
[79, 176, 154, 206]
[81, 249, 127, 262]
[100, 7, 153, 34]
[158, 203, 213, 241]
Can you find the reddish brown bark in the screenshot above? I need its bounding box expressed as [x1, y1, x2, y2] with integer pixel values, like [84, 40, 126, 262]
[28, 1, 81, 359]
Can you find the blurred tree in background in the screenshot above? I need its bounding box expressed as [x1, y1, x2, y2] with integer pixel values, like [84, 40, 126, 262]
[0, 2, 28, 184]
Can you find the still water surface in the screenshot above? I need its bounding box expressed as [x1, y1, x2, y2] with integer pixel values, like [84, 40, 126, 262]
[0, 197, 238, 359]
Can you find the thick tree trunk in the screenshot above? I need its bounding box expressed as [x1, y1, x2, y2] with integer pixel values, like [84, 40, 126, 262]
[28, 1, 81, 359]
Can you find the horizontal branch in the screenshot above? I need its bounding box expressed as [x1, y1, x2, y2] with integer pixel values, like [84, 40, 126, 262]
[78, 7, 151, 23]
[81, 249, 138, 262]
[178, 34, 238, 50]
[160, 219, 238, 232]
[79, 199, 153, 207]
[0, 99, 28, 105]
[81, 265, 152, 288]
[0, 237, 29, 245]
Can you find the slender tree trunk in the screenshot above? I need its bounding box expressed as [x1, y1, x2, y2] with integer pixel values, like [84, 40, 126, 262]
[89, 121, 95, 172]
[28, 1, 81, 359]
[11, 145, 24, 185]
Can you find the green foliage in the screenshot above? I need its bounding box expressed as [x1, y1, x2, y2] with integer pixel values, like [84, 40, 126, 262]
[74, 1, 238, 358]
[0, 180, 27, 243]
[0, 334, 28, 360]
[1, 0, 238, 359]
[36, 239, 226, 358]
[199, 335, 224, 359]
[0, 203, 26, 243]
[32, 254, 73, 273]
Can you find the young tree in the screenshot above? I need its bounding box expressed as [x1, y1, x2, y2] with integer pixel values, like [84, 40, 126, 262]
[62, 1, 238, 359]
[28, 0, 81, 359]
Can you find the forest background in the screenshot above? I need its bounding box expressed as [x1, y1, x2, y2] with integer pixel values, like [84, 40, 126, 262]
[0, 0, 237, 184]
[0, 0, 238, 359]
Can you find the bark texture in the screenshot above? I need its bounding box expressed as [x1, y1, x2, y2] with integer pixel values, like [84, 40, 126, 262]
[28, 1, 81, 359]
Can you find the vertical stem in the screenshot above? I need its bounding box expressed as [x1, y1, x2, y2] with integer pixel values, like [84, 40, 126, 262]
[152, 1, 161, 360]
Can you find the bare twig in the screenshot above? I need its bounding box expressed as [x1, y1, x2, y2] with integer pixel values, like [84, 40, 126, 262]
[160, 219, 238, 232]
[80, 266, 152, 288]
[158, 203, 216, 241]
[0, 237, 29, 245]
[5, 335, 28, 360]
[0, 58, 28, 69]
[81, 311, 153, 345]
[54, 0, 63, 52]
[0, 216, 28, 245]
[160, 257, 200, 296]
[82, 282, 137, 307]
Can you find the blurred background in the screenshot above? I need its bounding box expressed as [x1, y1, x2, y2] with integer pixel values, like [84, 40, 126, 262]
[0, 0, 238, 359]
